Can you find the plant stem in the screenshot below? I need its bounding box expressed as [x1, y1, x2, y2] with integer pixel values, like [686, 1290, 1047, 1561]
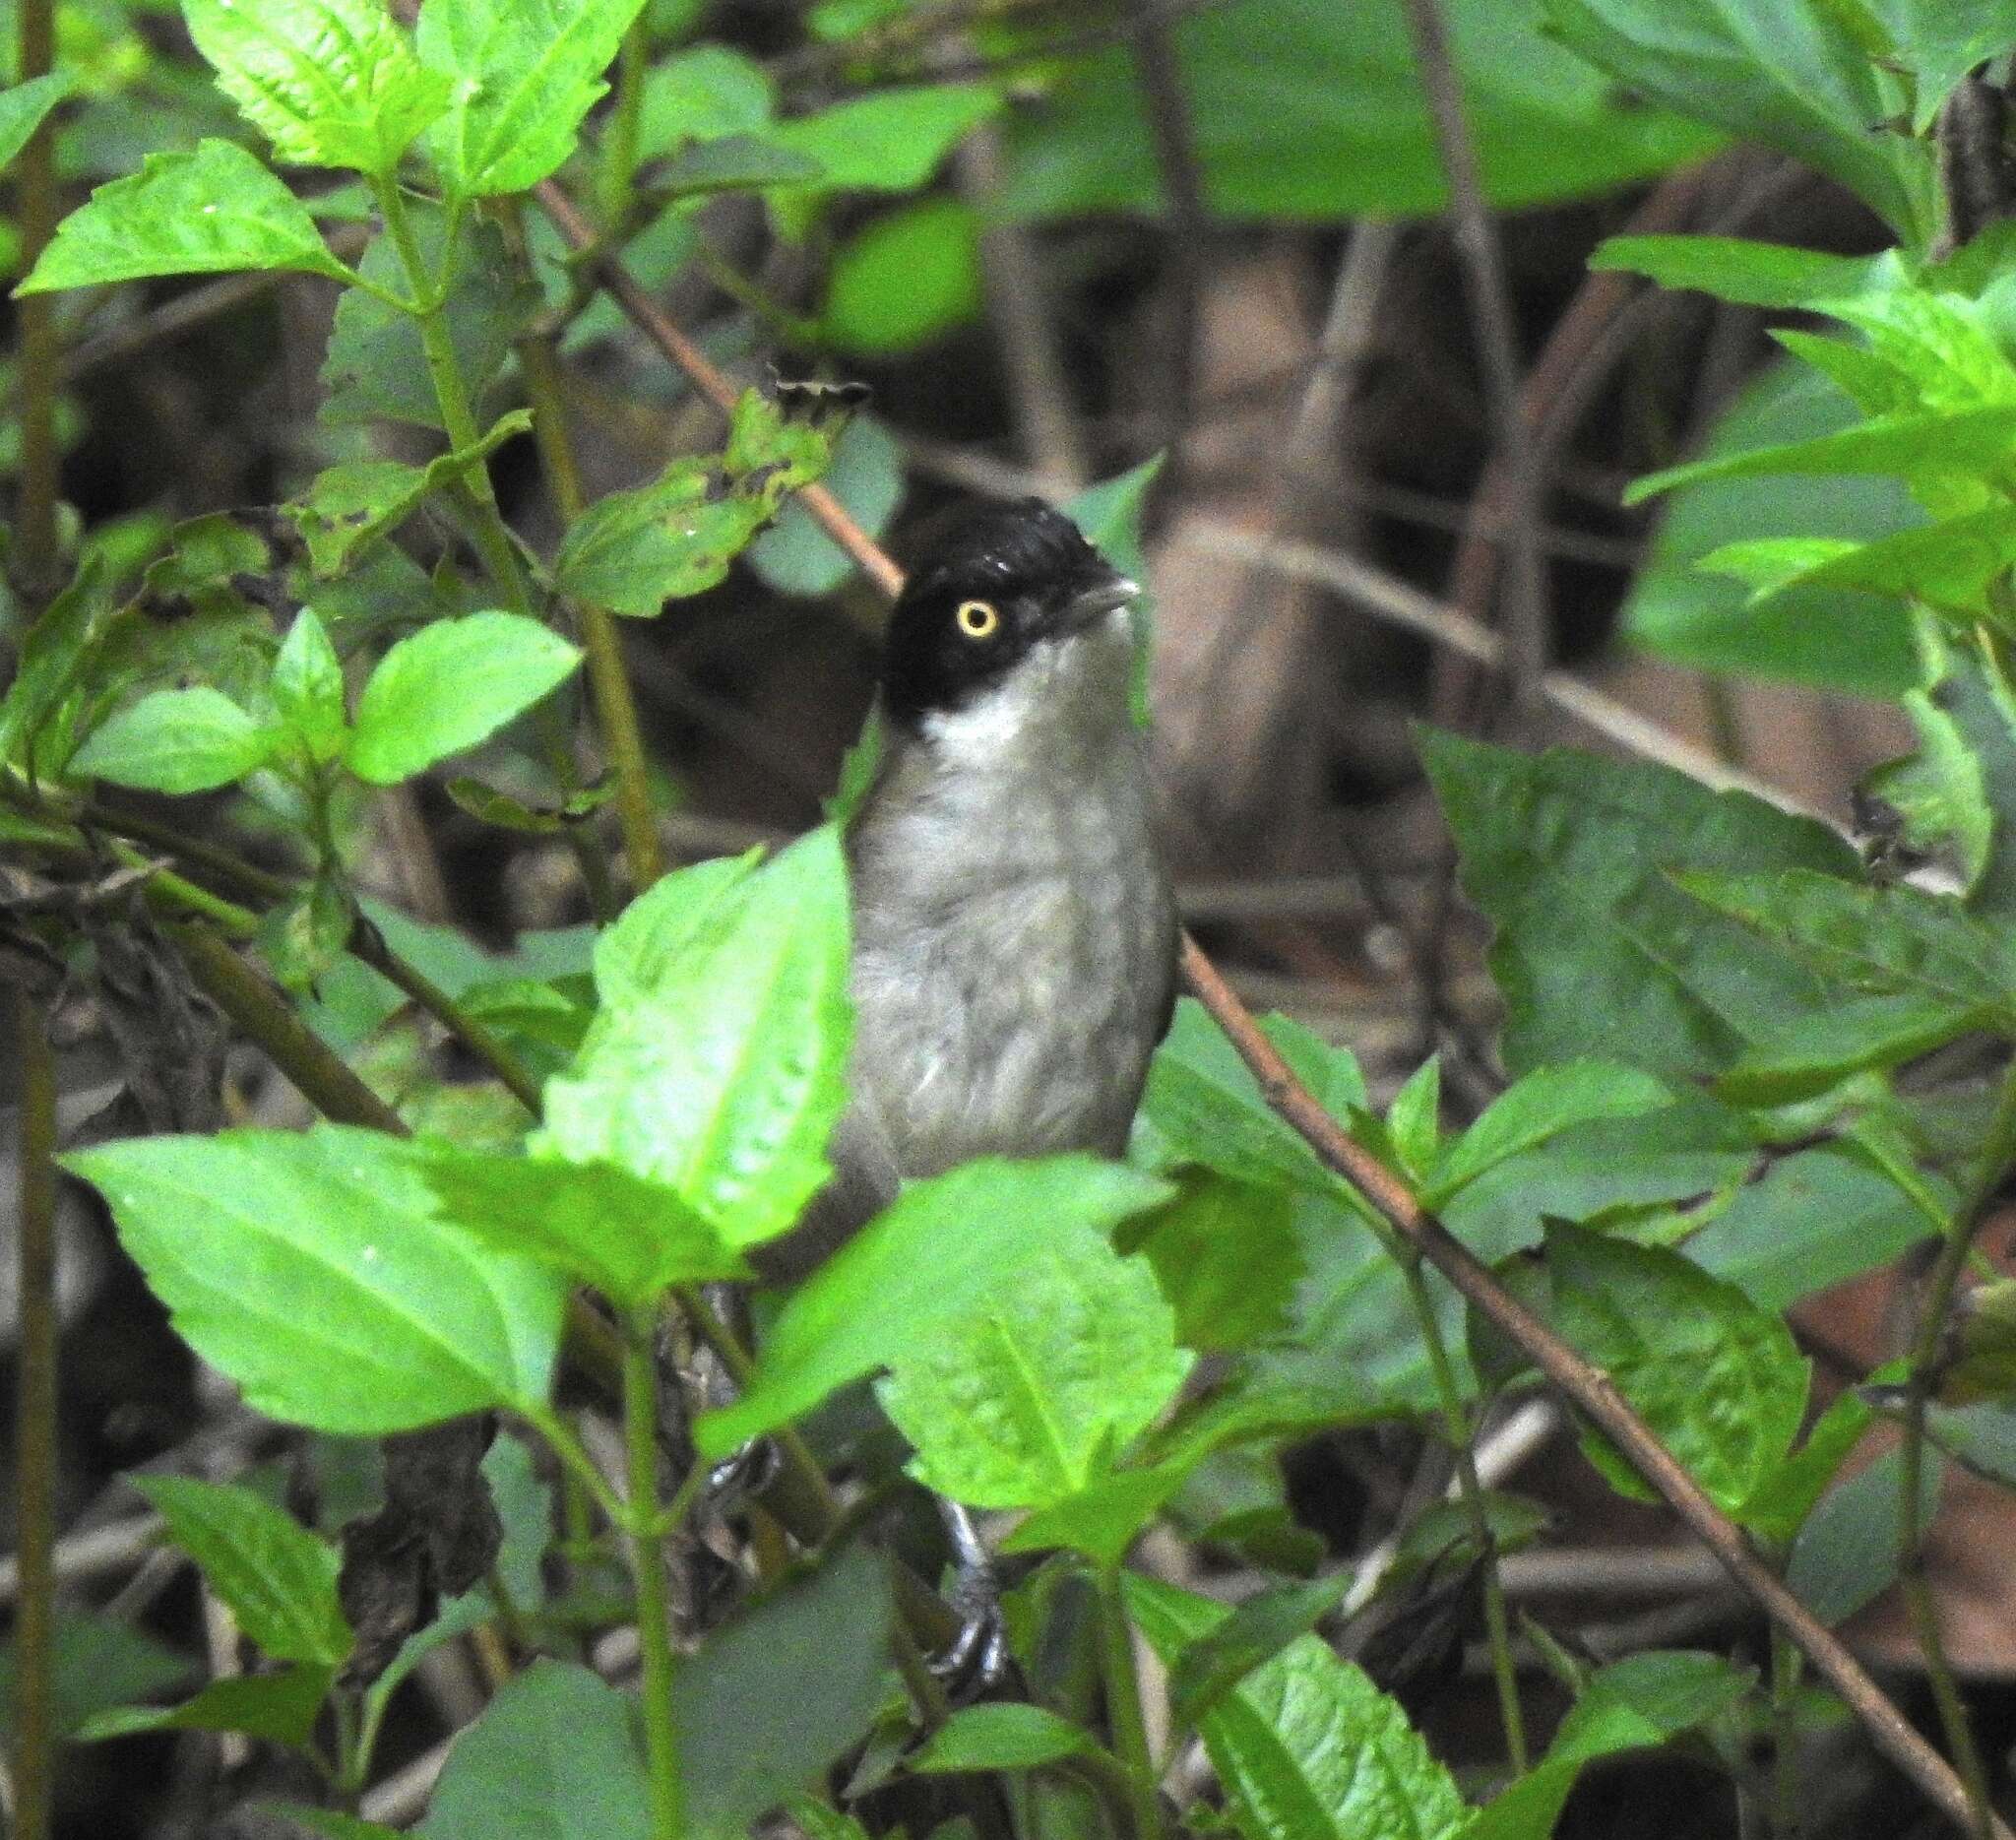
[10, 988, 58, 1840]
[1769, 1627, 1802, 1840]
[623, 1306, 687, 1839]
[597, 21, 649, 232]
[1896, 1055, 2016, 1839]
[1095, 1562, 1164, 1840]
[13, 0, 60, 601]
[1398, 1254, 1528, 1773]
[516, 328, 663, 892]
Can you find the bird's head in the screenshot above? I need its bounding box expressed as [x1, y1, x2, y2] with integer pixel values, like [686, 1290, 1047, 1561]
[881, 497, 1139, 735]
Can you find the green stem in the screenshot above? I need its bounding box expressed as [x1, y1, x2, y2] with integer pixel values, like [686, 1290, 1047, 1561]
[623, 1307, 687, 1839]
[1398, 1254, 1529, 1774]
[11, 988, 58, 1840]
[13, 0, 59, 601]
[597, 21, 649, 232]
[517, 328, 663, 892]
[1769, 1627, 1802, 1840]
[1095, 1561, 1165, 1840]
[1895, 1057, 2016, 1840]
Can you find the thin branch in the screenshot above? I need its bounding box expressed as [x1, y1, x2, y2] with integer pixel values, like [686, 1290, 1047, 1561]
[1176, 934, 2012, 1840]
[10, 986, 59, 1840]
[1399, 0, 1548, 719]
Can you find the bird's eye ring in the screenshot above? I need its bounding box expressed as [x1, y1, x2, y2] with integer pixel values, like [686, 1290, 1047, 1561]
[955, 599, 1000, 639]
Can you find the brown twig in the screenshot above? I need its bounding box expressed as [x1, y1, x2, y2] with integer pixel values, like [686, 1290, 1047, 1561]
[1177, 934, 2010, 1840]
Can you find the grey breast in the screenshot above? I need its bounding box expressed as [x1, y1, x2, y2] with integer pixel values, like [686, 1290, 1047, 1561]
[756, 617, 1175, 1281]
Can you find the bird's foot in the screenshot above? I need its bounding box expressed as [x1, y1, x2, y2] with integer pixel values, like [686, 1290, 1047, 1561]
[704, 1436, 781, 1514]
[928, 1499, 1010, 1700]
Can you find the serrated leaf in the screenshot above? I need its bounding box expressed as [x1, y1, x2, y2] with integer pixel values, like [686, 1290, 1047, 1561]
[182, 0, 449, 174]
[1000, 1459, 1197, 1565]
[347, 611, 580, 783]
[1716, 993, 1989, 1103]
[1675, 867, 2016, 1018]
[1589, 233, 1895, 308]
[1544, 1221, 1810, 1520]
[1423, 1061, 1672, 1207]
[416, 1147, 749, 1306]
[695, 1158, 1174, 1458]
[0, 557, 111, 779]
[1383, 1056, 1441, 1180]
[421, 1659, 651, 1840]
[80, 1663, 336, 1747]
[133, 1477, 349, 1667]
[910, 1703, 1095, 1773]
[17, 141, 353, 294]
[1168, 1573, 1353, 1736]
[1744, 503, 2016, 618]
[1124, 1573, 1473, 1840]
[540, 828, 850, 1254]
[70, 685, 280, 793]
[63, 1126, 568, 1433]
[273, 609, 347, 761]
[877, 1225, 1193, 1510]
[1125, 1171, 1303, 1353]
[416, 0, 650, 198]
[0, 72, 72, 172]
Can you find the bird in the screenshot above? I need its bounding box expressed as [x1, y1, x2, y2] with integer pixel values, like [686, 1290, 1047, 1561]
[752, 493, 1179, 1285]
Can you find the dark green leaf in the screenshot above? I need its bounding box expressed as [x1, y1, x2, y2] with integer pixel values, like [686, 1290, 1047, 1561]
[347, 611, 581, 784]
[1169, 1573, 1352, 1734]
[877, 1225, 1193, 1510]
[183, 0, 449, 174]
[635, 45, 773, 154]
[418, 1147, 749, 1305]
[1419, 729, 1860, 1077]
[415, 0, 650, 197]
[1125, 1171, 1304, 1353]
[0, 72, 73, 172]
[910, 1703, 1094, 1773]
[134, 1476, 350, 1666]
[695, 1158, 1173, 1457]
[18, 140, 355, 294]
[1423, 1062, 1671, 1206]
[656, 133, 822, 196]
[80, 1663, 336, 1747]
[64, 1126, 568, 1433]
[420, 1659, 650, 1840]
[1589, 233, 1897, 308]
[1787, 1444, 1940, 1624]
[1544, 1221, 1809, 1520]
[0, 558, 112, 779]
[274, 1811, 405, 1840]
[0, 1614, 194, 1742]
[1000, 1460, 1197, 1564]
[71, 685, 279, 793]
[1716, 993, 1989, 1103]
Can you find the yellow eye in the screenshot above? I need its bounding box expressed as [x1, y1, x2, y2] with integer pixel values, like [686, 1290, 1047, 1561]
[955, 599, 1000, 640]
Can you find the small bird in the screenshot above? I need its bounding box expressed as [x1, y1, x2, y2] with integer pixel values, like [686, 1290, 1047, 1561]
[756, 495, 1178, 1280]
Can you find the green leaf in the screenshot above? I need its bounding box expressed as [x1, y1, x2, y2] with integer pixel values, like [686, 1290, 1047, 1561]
[18, 140, 354, 295]
[540, 829, 852, 1252]
[80, 1664, 336, 1747]
[0, 72, 73, 172]
[416, 0, 650, 198]
[695, 1158, 1173, 1458]
[823, 198, 981, 354]
[910, 1703, 1094, 1773]
[998, 0, 1718, 223]
[1619, 358, 1921, 696]
[1787, 1443, 1940, 1624]
[768, 84, 998, 200]
[134, 1477, 349, 1666]
[273, 609, 348, 762]
[1423, 1061, 1672, 1207]
[553, 463, 763, 614]
[635, 45, 774, 154]
[748, 412, 905, 599]
[182, 0, 449, 174]
[64, 1126, 568, 1433]
[417, 1147, 749, 1306]
[347, 611, 581, 784]
[675, 1543, 893, 1838]
[71, 685, 279, 793]
[1125, 1171, 1304, 1353]
[1168, 1573, 1353, 1735]
[289, 410, 532, 578]
[877, 1225, 1194, 1510]
[1731, 504, 2016, 617]
[1880, 2, 2016, 131]
[0, 558, 110, 779]
[1419, 729, 1861, 1077]
[655, 134, 823, 196]
[1675, 867, 2016, 1017]
[322, 209, 537, 429]
[1589, 233, 1896, 308]
[1623, 404, 2016, 506]
[420, 1659, 650, 1840]
[1001, 1459, 1198, 1565]
[1383, 1056, 1441, 1180]
[1124, 1573, 1473, 1840]
[1540, 0, 1937, 242]
[274, 1811, 405, 1840]
[0, 1614, 194, 1742]
[1716, 993, 1990, 1102]
[1544, 1221, 1810, 1520]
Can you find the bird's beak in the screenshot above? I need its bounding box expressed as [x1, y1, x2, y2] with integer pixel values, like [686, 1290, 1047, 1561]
[1067, 575, 1140, 627]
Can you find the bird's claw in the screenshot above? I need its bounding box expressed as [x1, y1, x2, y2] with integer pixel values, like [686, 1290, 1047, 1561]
[705, 1437, 781, 1513]
[928, 1499, 1011, 1700]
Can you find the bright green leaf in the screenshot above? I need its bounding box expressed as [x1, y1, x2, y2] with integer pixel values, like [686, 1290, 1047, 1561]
[1168, 1573, 1353, 1736]
[910, 1703, 1094, 1773]
[769, 84, 997, 199]
[273, 609, 348, 762]
[0, 73, 73, 172]
[878, 1225, 1194, 1510]
[182, 0, 449, 174]
[1424, 1061, 1672, 1207]
[18, 140, 355, 294]
[1384, 1056, 1441, 1180]
[347, 611, 581, 784]
[635, 44, 773, 155]
[1589, 233, 1896, 308]
[64, 1127, 568, 1433]
[695, 1158, 1174, 1457]
[71, 685, 279, 793]
[749, 412, 905, 599]
[823, 197, 980, 353]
